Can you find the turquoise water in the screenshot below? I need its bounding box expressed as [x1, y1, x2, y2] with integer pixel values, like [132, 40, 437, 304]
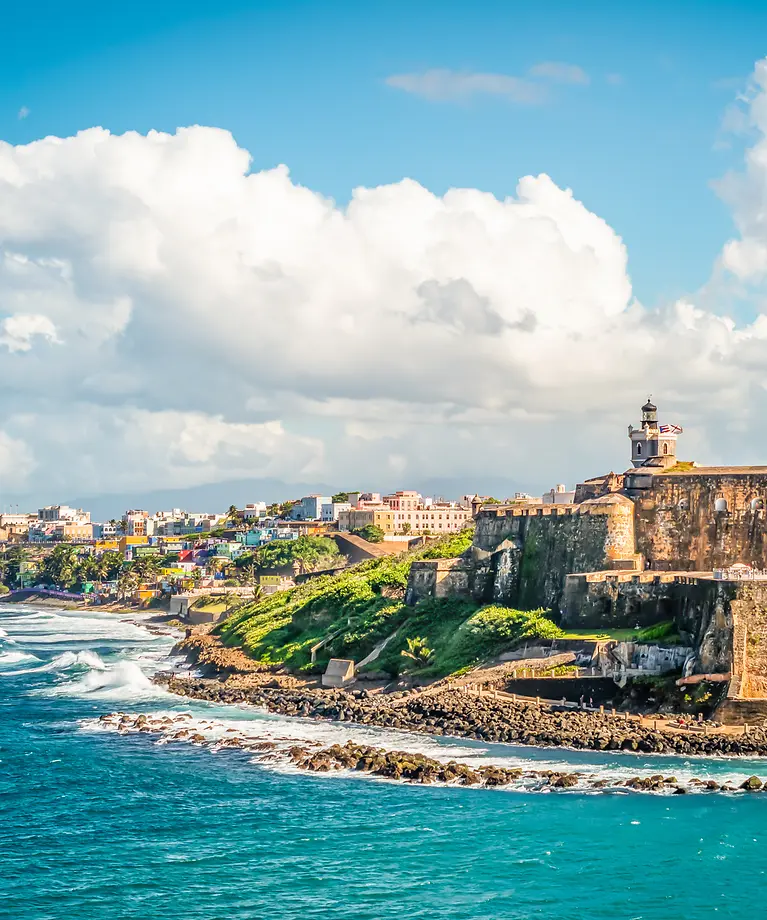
[2, 604, 766, 919]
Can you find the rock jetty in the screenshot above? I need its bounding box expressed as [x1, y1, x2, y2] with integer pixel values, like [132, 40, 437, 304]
[95, 711, 767, 794]
[154, 674, 767, 757]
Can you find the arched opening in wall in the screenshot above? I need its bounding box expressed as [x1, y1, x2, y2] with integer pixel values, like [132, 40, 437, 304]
[678, 498, 689, 510]
[663, 443, 669, 455]
[715, 497, 729, 513]
[636, 443, 642, 456]
[751, 498, 765, 511]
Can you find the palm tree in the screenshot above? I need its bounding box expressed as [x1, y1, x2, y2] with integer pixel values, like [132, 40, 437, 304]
[401, 636, 434, 667]
[226, 504, 241, 527]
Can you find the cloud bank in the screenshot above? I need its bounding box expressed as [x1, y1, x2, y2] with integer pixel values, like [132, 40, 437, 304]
[3, 60, 767, 507]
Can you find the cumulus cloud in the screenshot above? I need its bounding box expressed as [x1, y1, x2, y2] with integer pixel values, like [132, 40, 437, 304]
[4, 70, 767, 506]
[0, 313, 59, 352]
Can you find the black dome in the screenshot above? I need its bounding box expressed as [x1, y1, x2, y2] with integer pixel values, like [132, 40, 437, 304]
[642, 398, 657, 413]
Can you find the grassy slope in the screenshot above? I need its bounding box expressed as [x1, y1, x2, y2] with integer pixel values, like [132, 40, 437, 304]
[217, 530, 567, 678]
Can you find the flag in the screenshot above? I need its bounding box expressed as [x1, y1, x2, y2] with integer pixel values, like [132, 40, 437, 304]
[659, 424, 683, 434]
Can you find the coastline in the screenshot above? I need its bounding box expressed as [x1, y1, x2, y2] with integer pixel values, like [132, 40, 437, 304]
[154, 670, 767, 759]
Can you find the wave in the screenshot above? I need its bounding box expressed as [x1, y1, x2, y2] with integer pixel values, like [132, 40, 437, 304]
[38, 655, 165, 701]
[0, 650, 40, 669]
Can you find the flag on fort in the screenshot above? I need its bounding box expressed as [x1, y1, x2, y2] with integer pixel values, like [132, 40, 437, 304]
[659, 424, 683, 434]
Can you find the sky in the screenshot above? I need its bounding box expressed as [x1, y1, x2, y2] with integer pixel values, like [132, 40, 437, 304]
[3, 1, 767, 517]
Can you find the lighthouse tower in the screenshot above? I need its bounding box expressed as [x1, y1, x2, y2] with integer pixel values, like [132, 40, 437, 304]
[627, 398, 679, 468]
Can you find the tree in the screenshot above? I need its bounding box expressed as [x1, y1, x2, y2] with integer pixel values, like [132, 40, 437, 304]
[40, 544, 79, 589]
[225, 505, 242, 527]
[332, 492, 349, 503]
[400, 522, 412, 535]
[252, 535, 340, 573]
[400, 636, 434, 667]
[353, 524, 384, 543]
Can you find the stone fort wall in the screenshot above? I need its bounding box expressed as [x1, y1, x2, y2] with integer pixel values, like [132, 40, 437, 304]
[632, 470, 767, 571]
[406, 497, 637, 611]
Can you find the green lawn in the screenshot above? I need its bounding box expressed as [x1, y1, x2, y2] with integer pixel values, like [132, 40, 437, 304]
[558, 628, 645, 641]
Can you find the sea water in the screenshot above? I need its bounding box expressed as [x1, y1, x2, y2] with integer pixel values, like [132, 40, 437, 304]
[1, 603, 765, 920]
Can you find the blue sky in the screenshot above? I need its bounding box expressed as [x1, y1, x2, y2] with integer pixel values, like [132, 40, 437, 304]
[2, 0, 764, 310]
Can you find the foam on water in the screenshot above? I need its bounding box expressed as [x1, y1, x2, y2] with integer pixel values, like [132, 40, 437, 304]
[0, 650, 40, 669]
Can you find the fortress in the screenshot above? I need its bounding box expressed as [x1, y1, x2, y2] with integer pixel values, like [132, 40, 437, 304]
[407, 399, 767, 721]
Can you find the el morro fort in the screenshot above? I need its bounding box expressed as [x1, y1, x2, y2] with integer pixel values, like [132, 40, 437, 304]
[407, 398, 767, 722]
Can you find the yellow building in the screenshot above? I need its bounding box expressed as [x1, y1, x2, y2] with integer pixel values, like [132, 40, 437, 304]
[338, 508, 396, 534]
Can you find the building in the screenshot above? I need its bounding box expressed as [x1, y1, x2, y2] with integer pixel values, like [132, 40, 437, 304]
[289, 495, 332, 521]
[242, 502, 268, 521]
[347, 492, 381, 509]
[122, 510, 153, 537]
[321, 501, 351, 523]
[628, 397, 680, 469]
[542, 484, 576, 505]
[38, 505, 91, 524]
[382, 491, 422, 511]
[338, 500, 471, 535]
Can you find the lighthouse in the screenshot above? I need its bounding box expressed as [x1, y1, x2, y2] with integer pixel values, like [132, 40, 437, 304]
[627, 398, 680, 468]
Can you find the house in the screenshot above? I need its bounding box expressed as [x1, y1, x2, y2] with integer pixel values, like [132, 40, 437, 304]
[242, 502, 268, 521]
[542, 484, 576, 505]
[321, 501, 351, 523]
[289, 495, 332, 521]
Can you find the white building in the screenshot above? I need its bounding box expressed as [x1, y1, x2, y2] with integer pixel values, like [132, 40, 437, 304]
[321, 501, 352, 522]
[243, 502, 268, 521]
[541, 484, 576, 505]
[38, 505, 91, 524]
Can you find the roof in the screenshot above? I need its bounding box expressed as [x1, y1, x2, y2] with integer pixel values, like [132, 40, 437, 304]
[660, 466, 767, 476]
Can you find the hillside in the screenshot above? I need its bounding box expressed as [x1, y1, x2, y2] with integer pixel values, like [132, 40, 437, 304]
[217, 530, 564, 678]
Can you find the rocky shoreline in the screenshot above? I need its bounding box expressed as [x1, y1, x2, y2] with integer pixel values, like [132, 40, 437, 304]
[96, 710, 767, 794]
[155, 673, 767, 758]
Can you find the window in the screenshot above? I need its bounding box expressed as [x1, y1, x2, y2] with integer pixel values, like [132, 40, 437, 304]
[751, 498, 765, 511]
[715, 497, 728, 513]
[663, 443, 669, 455]
[636, 443, 642, 456]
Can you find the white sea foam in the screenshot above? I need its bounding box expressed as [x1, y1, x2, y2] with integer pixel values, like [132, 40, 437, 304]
[0, 650, 40, 669]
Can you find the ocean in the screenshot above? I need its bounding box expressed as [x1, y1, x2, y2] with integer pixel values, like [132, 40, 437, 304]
[1, 602, 765, 920]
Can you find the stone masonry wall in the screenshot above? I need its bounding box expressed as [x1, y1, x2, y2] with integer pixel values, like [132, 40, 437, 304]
[469, 496, 636, 612]
[633, 472, 767, 571]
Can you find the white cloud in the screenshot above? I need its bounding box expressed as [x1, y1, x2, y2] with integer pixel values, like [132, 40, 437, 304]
[385, 69, 547, 104]
[385, 62, 589, 104]
[0, 313, 59, 352]
[528, 62, 590, 85]
[4, 77, 767, 505]
[17, 106, 29, 120]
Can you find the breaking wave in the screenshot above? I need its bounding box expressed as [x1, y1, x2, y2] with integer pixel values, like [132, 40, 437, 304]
[0, 650, 40, 669]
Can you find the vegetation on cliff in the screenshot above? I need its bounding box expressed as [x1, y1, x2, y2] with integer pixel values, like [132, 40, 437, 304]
[217, 527, 563, 677]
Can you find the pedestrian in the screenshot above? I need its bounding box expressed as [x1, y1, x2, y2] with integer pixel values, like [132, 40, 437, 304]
[579, 694, 585, 709]
[589, 696, 593, 708]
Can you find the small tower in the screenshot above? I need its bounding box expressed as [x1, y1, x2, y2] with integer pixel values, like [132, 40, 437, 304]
[627, 397, 678, 468]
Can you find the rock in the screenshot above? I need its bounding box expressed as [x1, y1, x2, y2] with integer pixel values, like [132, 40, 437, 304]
[740, 776, 763, 791]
